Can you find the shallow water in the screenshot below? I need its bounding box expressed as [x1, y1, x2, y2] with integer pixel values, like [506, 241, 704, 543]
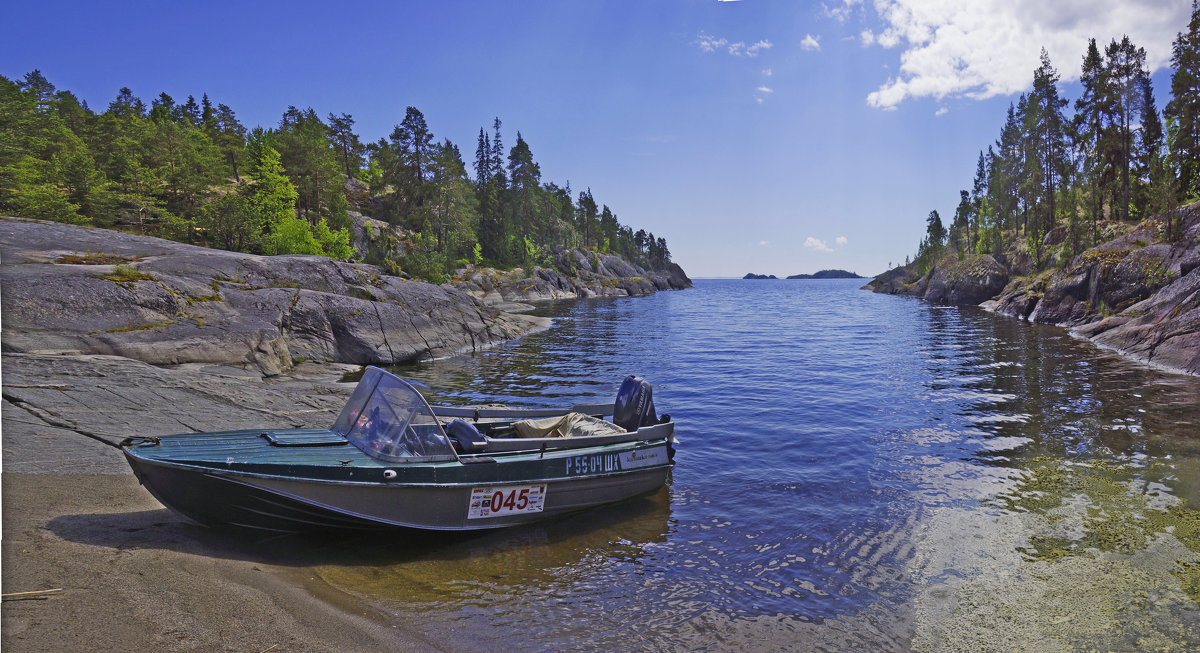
[314, 279, 1200, 651]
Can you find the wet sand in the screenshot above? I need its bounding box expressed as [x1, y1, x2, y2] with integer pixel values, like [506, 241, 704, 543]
[1, 473, 441, 652]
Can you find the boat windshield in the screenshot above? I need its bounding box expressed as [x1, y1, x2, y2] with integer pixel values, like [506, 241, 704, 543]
[332, 367, 457, 462]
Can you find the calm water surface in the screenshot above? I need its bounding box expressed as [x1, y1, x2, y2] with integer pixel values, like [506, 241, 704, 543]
[318, 279, 1200, 651]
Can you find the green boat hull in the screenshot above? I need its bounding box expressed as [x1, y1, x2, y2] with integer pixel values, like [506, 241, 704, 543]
[123, 428, 673, 532]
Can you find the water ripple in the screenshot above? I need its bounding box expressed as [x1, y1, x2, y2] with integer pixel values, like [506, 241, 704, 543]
[312, 279, 1200, 650]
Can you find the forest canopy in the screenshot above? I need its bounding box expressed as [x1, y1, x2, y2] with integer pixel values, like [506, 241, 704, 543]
[0, 75, 673, 281]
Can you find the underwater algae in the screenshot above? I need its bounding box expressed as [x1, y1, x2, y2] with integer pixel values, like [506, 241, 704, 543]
[912, 457, 1200, 652]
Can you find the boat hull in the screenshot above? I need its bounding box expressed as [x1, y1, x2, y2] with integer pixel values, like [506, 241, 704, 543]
[124, 449, 670, 533]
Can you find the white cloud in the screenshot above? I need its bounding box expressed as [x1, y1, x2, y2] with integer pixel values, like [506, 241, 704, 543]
[804, 237, 834, 252]
[757, 86, 775, 94]
[697, 31, 773, 58]
[836, 236, 848, 247]
[858, 0, 1189, 109]
[824, 0, 866, 23]
[739, 39, 774, 57]
[763, 68, 774, 77]
[697, 32, 728, 53]
[935, 106, 948, 116]
[759, 240, 770, 246]
[801, 34, 822, 51]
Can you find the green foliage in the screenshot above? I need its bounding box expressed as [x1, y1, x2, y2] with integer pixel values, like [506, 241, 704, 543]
[245, 130, 298, 225]
[265, 215, 351, 259]
[265, 215, 323, 255]
[274, 107, 349, 231]
[101, 263, 155, 283]
[400, 223, 445, 281]
[1, 70, 674, 281]
[312, 217, 353, 259]
[197, 193, 262, 252]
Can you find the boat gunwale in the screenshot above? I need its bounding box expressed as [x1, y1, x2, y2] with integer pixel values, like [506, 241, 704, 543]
[124, 441, 673, 489]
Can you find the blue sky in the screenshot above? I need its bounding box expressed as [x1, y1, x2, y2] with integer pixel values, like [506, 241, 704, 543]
[2, 0, 1189, 277]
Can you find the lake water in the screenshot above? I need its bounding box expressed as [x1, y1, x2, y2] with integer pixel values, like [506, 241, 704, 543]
[317, 279, 1200, 651]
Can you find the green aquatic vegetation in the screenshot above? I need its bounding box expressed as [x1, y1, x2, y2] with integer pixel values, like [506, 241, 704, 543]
[1175, 561, 1200, 604]
[987, 458, 1072, 514]
[1018, 535, 1089, 562]
[992, 457, 1200, 604]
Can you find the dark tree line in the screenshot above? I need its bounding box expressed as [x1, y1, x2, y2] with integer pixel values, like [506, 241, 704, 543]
[0, 76, 673, 279]
[910, 3, 1200, 273]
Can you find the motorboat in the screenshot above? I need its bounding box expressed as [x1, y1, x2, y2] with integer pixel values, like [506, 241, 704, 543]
[121, 367, 675, 532]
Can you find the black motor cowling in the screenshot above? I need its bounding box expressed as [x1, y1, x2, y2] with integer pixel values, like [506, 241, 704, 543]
[613, 375, 659, 432]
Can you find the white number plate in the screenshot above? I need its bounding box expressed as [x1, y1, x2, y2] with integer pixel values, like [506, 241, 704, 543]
[467, 484, 547, 519]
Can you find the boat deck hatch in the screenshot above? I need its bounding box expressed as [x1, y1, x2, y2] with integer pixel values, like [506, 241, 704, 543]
[260, 430, 349, 447]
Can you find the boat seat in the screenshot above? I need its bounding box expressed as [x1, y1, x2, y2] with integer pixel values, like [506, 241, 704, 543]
[445, 419, 488, 453]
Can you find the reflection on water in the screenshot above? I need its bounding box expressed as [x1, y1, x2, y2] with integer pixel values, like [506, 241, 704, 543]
[314, 279, 1200, 650]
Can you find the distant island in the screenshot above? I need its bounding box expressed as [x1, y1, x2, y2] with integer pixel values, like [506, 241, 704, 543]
[744, 270, 862, 280]
[786, 270, 863, 279]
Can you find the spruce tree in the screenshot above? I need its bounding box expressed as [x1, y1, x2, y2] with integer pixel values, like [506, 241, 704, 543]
[1167, 0, 1200, 199]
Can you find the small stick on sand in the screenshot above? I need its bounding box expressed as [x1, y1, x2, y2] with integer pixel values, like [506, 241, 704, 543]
[2, 589, 64, 600]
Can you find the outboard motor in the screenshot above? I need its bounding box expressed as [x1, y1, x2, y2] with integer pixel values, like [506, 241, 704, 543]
[613, 375, 659, 432]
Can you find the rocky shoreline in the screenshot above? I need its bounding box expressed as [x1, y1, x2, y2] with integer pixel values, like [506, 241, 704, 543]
[864, 205, 1200, 376]
[0, 216, 690, 650]
[350, 212, 692, 311]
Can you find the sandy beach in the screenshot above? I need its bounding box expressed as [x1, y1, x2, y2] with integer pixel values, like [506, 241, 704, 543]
[1, 472, 443, 652]
[0, 354, 448, 652]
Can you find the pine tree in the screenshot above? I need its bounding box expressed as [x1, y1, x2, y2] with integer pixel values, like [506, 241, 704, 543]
[383, 106, 434, 228]
[214, 103, 246, 182]
[1025, 49, 1069, 245]
[1103, 36, 1151, 221]
[1075, 38, 1106, 245]
[327, 112, 364, 178]
[577, 188, 598, 248]
[275, 106, 348, 229]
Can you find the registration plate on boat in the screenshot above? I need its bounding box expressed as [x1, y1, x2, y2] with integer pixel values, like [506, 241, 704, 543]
[467, 484, 547, 519]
